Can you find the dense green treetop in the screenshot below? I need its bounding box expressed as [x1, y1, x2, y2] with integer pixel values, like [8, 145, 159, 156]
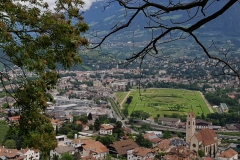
[0, 0, 89, 157]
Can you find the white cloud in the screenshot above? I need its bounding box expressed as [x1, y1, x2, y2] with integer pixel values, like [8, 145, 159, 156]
[44, 0, 96, 11]
[16, 0, 97, 11]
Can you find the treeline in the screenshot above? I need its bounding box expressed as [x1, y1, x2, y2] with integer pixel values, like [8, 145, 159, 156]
[142, 81, 208, 92]
[204, 90, 239, 112]
[206, 112, 240, 126]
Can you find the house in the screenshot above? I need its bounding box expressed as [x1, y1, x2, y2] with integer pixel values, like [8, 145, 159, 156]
[144, 132, 162, 147]
[69, 139, 83, 151]
[50, 118, 62, 131]
[8, 115, 20, 122]
[226, 125, 238, 131]
[81, 155, 97, 160]
[127, 147, 156, 160]
[169, 138, 187, 147]
[220, 103, 228, 113]
[99, 124, 114, 135]
[186, 111, 219, 156]
[108, 139, 139, 156]
[157, 139, 171, 153]
[50, 145, 75, 159]
[20, 148, 40, 160]
[195, 119, 212, 130]
[163, 146, 197, 160]
[0, 147, 39, 160]
[81, 139, 108, 159]
[158, 117, 180, 127]
[82, 124, 89, 131]
[218, 148, 238, 160]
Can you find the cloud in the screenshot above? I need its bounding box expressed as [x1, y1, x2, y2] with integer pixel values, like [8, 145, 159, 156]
[44, 0, 97, 11]
[16, 0, 97, 11]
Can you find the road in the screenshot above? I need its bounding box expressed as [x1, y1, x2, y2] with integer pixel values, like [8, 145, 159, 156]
[199, 91, 213, 113]
[119, 91, 131, 109]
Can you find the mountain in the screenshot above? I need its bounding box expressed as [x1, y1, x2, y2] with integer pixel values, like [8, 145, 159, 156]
[83, 1, 240, 44]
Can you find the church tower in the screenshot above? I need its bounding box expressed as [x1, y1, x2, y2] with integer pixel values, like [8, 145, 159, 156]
[186, 111, 196, 144]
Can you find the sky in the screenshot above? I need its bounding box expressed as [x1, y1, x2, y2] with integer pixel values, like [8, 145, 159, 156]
[45, 0, 96, 11]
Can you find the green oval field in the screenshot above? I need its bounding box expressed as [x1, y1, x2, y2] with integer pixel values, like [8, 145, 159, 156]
[116, 88, 211, 117]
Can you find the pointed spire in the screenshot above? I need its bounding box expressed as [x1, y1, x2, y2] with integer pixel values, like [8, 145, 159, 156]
[189, 110, 195, 118]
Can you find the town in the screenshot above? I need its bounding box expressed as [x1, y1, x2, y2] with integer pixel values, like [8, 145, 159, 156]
[0, 61, 240, 160]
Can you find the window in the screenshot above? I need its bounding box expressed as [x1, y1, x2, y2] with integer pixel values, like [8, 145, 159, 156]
[188, 121, 190, 125]
[192, 143, 196, 148]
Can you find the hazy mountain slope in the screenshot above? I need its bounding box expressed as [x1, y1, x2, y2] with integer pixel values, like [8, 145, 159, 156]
[83, 1, 240, 41]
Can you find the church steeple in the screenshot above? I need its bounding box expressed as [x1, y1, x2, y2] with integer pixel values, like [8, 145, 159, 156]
[186, 111, 196, 144]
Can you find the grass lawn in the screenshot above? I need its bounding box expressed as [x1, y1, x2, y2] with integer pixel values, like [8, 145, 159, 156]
[118, 88, 211, 118]
[115, 92, 128, 104]
[0, 123, 9, 145]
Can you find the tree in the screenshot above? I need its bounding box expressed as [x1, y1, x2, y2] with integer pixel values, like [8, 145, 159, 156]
[87, 113, 93, 120]
[122, 107, 129, 117]
[52, 154, 59, 160]
[75, 124, 82, 132]
[94, 118, 101, 131]
[198, 149, 205, 158]
[96, 135, 115, 146]
[4, 139, 16, 149]
[92, 0, 240, 78]
[60, 153, 73, 160]
[114, 121, 124, 138]
[0, 0, 89, 158]
[162, 130, 172, 139]
[79, 116, 88, 124]
[135, 134, 152, 148]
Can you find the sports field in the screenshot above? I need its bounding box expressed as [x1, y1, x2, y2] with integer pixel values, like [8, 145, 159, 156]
[117, 88, 211, 117]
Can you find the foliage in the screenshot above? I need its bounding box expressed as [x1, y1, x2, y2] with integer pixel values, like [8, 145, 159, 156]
[155, 152, 166, 159]
[126, 96, 133, 105]
[113, 121, 124, 138]
[162, 130, 172, 139]
[94, 118, 101, 131]
[52, 154, 59, 160]
[176, 132, 184, 139]
[96, 135, 116, 146]
[122, 107, 129, 117]
[0, 0, 89, 157]
[1, 103, 9, 109]
[4, 139, 16, 149]
[135, 134, 152, 148]
[0, 122, 8, 145]
[89, 124, 94, 130]
[57, 121, 80, 138]
[198, 150, 205, 158]
[131, 110, 150, 120]
[60, 153, 73, 160]
[87, 113, 93, 120]
[104, 154, 112, 160]
[79, 116, 88, 124]
[207, 112, 240, 126]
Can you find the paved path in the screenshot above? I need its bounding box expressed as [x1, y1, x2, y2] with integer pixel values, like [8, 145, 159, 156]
[119, 91, 131, 109]
[199, 91, 213, 113]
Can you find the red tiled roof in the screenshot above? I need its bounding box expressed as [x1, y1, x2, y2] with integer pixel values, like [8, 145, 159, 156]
[195, 128, 217, 146]
[132, 147, 155, 157]
[82, 139, 108, 154]
[109, 139, 139, 156]
[76, 120, 82, 125]
[100, 124, 114, 130]
[219, 148, 238, 158]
